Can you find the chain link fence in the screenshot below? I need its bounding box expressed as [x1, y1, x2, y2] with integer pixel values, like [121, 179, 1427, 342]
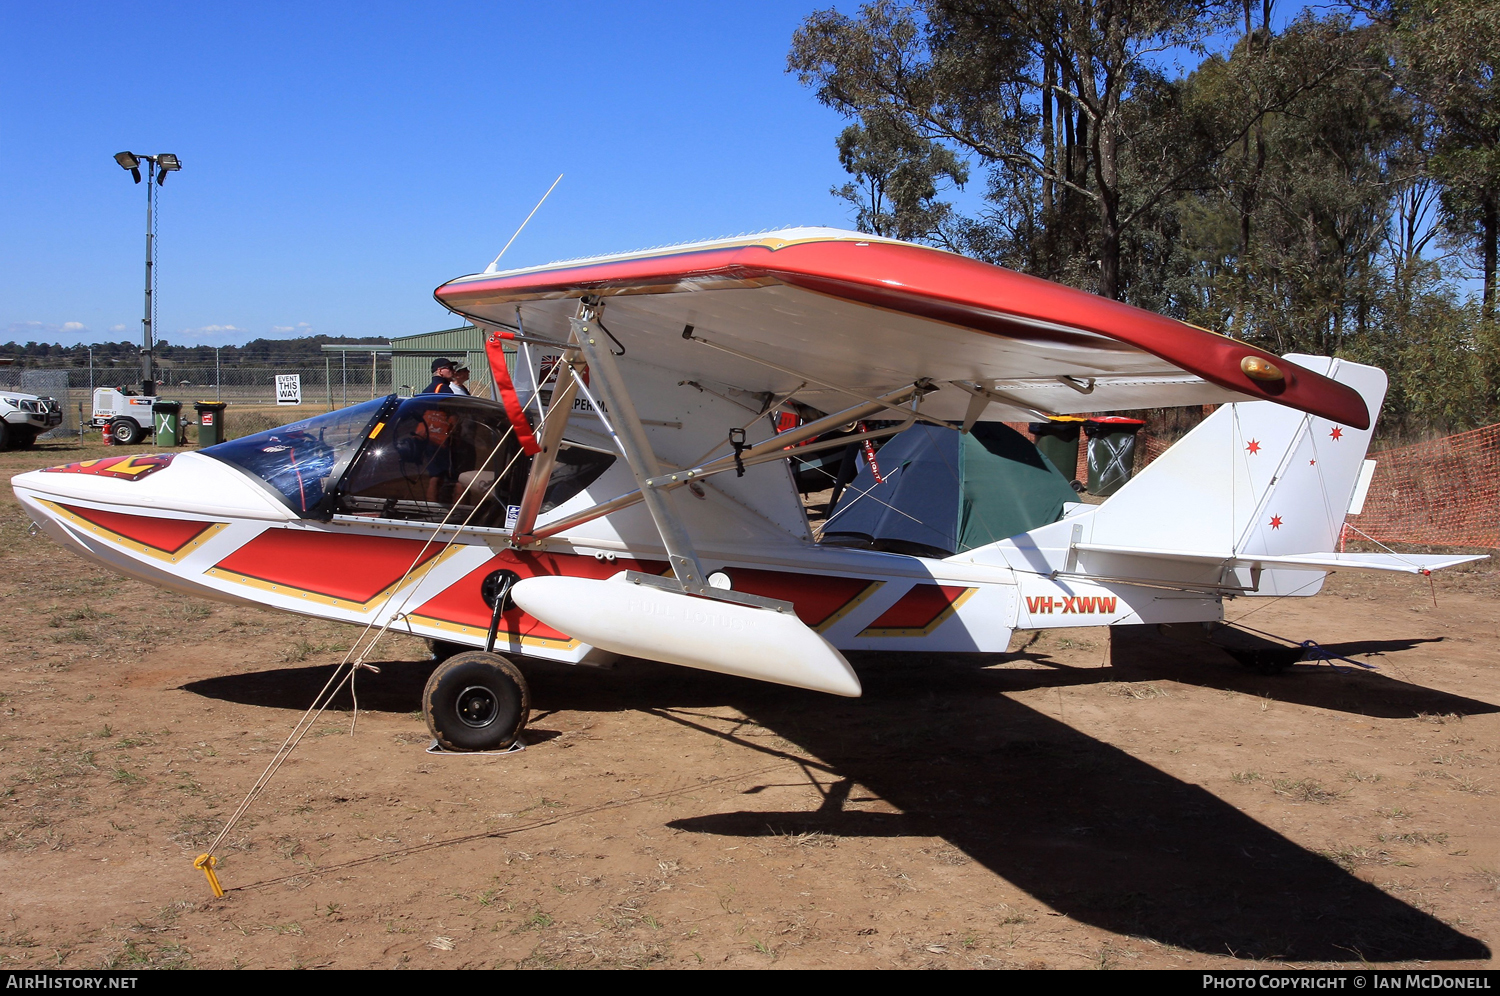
[4, 364, 402, 438]
[146, 365, 397, 406]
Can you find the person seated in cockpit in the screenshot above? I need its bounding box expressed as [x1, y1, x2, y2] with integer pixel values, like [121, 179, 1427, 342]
[413, 404, 459, 504]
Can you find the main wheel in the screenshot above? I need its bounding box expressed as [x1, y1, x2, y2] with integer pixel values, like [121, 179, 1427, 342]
[422, 652, 529, 752]
[110, 418, 142, 446]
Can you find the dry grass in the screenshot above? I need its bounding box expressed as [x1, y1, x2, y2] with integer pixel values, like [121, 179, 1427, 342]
[1271, 778, 1345, 804]
[1105, 682, 1169, 700]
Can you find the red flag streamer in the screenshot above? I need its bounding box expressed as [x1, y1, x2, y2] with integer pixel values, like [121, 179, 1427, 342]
[485, 330, 541, 455]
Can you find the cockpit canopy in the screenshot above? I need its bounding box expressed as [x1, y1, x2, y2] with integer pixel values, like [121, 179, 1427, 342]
[201, 394, 613, 527]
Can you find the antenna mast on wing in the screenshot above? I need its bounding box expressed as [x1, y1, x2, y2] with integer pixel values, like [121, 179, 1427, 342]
[483, 173, 564, 274]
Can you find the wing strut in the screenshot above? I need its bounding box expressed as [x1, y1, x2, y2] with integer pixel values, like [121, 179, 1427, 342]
[508, 334, 583, 544]
[563, 303, 793, 611]
[525, 385, 925, 542]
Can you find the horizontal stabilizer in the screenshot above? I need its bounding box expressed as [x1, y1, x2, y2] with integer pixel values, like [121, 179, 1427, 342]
[510, 575, 862, 697]
[1074, 542, 1484, 575]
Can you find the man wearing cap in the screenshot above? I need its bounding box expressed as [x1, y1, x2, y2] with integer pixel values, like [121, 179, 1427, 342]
[425, 358, 456, 394]
[450, 364, 472, 396]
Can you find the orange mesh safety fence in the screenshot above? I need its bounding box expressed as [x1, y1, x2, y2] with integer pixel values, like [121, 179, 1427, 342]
[1345, 423, 1500, 549]
[1138, 431, 1174, 469]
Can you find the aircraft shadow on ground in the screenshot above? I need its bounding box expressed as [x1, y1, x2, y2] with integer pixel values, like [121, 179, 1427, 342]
[181, 659, 437, 714]
[182, 639, 1491, 962]
[656, 660, 1489, 962]
[1111, 625, 1499, 719]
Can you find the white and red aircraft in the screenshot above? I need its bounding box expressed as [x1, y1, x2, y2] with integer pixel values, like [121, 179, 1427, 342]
[11, 228, 1480, 751]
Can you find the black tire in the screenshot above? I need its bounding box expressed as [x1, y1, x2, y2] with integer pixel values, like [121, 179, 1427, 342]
[0, 421, 9, 450]
[422, 652, 529, 751]
[11, 429, 36, 449]
[111, 418, 143, 446]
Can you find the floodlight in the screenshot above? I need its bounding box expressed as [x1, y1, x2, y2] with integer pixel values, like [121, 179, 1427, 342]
[114, 151, 142, 183]
[157, 153, 180, 170]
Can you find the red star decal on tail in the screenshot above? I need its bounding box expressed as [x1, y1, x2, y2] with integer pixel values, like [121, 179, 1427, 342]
[1329, 426, 1343, 440]
[1269, 515, 1283, 529]
[1309, 459, 1316, 466]
[1246, 439, 1261, 454]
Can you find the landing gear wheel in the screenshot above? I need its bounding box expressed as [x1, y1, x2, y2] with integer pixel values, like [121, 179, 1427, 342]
[422, 651, 529, 752]
[110, 418, 142, 446]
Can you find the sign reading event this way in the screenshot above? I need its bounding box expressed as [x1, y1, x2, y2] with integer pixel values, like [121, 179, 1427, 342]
[274, 374, 302, 406]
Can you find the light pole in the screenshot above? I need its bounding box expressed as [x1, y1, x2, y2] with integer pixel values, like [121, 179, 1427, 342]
[113, 152, 182, 397]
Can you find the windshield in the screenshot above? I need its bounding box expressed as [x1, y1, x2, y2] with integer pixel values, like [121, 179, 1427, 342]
[201, 398, 390, 516]
[336, 395, 615, 529]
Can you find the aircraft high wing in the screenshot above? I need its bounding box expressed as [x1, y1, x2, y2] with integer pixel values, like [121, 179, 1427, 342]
[433, 227, 1370, 427]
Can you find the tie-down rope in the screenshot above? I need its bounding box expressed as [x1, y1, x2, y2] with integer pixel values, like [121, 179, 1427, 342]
[196, 416, 532, 896]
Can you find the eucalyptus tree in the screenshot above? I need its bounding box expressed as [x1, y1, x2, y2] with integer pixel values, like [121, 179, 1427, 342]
[831, 113, 970, 240]
[790, 0, 1359, 302]
[1400, 1, 1500, 321]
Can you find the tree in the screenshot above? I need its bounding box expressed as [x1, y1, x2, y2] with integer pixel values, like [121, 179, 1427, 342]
[789, 0, 1364, 300]
[1373, 0, 1500, 320]
[1166, 15, 1409, 354]
[831, 113, 969, 240]
[1420, 3, 1500, 320]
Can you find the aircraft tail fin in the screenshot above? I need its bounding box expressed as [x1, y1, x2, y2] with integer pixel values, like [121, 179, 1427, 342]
[1085, 354, 1385, 581]
[958, 356, 1486, 594]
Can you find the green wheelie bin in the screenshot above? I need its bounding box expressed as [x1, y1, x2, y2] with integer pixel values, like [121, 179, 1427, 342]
[194, 401, 227, 446]
[1028, 415, 1086, 488]
[1084, 416, 1146, 496]
[152, 400, 183, 447]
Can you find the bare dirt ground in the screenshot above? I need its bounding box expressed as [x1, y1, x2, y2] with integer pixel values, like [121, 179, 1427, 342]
[2, 436, 1498, 970]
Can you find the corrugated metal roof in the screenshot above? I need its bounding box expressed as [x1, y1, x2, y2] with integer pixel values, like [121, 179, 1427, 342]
[391, 325, 487, 351]
[390, 325, 514, 398]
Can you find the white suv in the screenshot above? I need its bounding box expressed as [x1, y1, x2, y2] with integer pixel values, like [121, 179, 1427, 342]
[0, 391, 64, 449]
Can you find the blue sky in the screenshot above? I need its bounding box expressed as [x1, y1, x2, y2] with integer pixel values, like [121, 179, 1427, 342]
[11, 3, 1424, 350]
[2, 2, 854, 347]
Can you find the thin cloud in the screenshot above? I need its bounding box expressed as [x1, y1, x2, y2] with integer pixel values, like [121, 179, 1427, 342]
[7, 320, 91, 336]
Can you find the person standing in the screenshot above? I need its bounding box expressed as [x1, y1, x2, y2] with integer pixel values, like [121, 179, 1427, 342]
[426, 358, 456, 394]
[450, 365, 471, 396]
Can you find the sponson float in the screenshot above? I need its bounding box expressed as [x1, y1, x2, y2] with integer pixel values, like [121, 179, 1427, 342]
[12, 228, 1480, 750]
